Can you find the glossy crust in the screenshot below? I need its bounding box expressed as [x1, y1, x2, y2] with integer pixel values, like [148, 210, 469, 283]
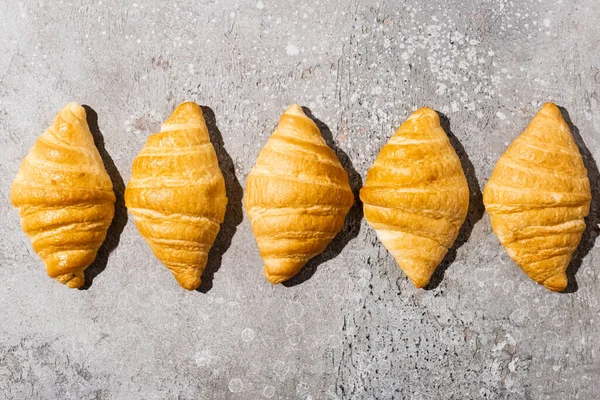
[244, 105, 354, 284]
[483, 102, 591, 292]
[10, 103, 115, 288]
[360, 108, 469, 288]
[125, 102, 228, 290]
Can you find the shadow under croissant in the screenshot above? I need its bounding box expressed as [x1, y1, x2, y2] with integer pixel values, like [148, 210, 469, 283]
[81, 105, 128, 290]
[424, 112, 485, 290]
[280, 107, 364, 287]
[197, 106, 244, 293]
[558, 106, 600, 293]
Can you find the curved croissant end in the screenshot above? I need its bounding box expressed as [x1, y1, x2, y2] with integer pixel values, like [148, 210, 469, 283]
[360, 107, 469, 288]
[483, 102, 591, 292]
[125, 101, 228, 290]
[10, 103, 116, 288]
[244, 104, 354, 284]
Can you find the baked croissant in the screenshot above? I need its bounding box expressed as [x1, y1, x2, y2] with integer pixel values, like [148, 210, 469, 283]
[244, 104, 354, 284]
[360, 108, 469, 288]
[125, 102, 228, 290]
[483, 102, 591, 292]
[10, 103, 115, 288]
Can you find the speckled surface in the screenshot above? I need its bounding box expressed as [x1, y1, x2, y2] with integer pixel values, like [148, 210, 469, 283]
[1, 0, 599, 399]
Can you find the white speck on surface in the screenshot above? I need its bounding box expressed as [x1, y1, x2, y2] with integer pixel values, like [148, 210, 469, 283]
[263, 385, 275, 398]
[229, 378, 243, 393]
[538, 306, 550, 317]
[507, 358, 517, 373]
[285, 323, 304, 346]
[543, 18, 551, 27]
[241, 328, 256, 342]
[296, 382, 309, 394]
[256, 0, 265, 9]
[435, 82, 448, 96]
[195, 349, 214, 367]
[328, 334, 342, 348]
[552, 315, 565, 327]
[496, 111, 507, 120]
[371, 86, 383, 95]
[286, 44, 299, 56]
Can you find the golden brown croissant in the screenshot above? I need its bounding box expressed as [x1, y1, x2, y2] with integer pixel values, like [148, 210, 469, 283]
[125, 102, 228, 290]
[244, 105, 354, 284]
[10, 103, 115, 288]
[483, 102, 591, 291]
[360, 108, 469, 288]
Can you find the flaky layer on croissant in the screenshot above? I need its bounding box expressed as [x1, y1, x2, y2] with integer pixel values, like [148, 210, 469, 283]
[125, 102, 228, 290]
[360, 108, 469, 288]
[244, 105, 354, 284]
[10, 103, 116, 288]
[483, 102, 591, 292]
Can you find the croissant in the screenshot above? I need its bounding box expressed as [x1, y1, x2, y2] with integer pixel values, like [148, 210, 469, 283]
[10, 103, 115, 288]
[483, 103, 591, 291]
[244, 105, 354, 284]
[125, 102, 228, 290]
[360, 108, 469, 288]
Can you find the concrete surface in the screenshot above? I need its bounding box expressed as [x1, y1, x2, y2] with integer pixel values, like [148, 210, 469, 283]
[1, 0, 599, 399]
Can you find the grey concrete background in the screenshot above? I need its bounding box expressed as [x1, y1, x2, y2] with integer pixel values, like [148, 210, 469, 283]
[1, 0, 599, 399]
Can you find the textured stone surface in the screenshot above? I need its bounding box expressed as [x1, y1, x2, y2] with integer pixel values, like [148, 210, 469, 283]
[1, 0, 599, 399]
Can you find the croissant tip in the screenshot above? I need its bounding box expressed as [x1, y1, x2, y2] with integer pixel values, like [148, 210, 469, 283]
[284, 104, 305, 116]
[176, 101, 202, 111]
[542, 274, 568, 292]
[541, 101, 558, 109]
[408, 276, 430, 289]
[163, 102, 204, 128]
[408, 107, 439, 123]
[54, 271, 85, 289]
[539, 102, 562, 116]
[172, 271, 202, 291]
[175, 101, 203, 116]
[264, 273, 287, 285]
[61, 102, 86, 120]
[398, 262, 433, 289]
[181, 282, 200, 291]
[414, 106, 436, 114]
[263, 266, 290, 284]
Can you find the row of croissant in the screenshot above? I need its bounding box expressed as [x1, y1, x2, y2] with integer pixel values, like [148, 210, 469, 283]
[10, 101, 591, 292]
